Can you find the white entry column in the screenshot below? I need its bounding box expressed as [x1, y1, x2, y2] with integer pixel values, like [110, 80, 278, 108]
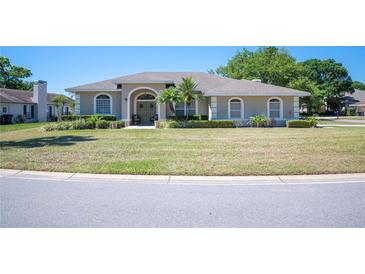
[75, 93, 81, 115]
[209, 96, 217, 120]
[294, 97, 299, 118]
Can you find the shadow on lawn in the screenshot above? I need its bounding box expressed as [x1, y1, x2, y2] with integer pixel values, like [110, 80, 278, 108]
[0, 135, 97, 149]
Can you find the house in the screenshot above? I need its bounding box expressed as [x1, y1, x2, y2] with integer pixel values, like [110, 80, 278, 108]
[65, 72, 310, 126]
[342, 89, 365, 115]
[350, 100, 365, 116]
[0, 81, 73, 124]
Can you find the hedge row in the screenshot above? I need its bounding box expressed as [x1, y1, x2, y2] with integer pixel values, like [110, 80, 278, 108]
[160, 120, 233, 128]
[61, 114, 117, 121]
[286, 120, 312, 128]
[167, 114, 209, 121]
[42, 119, 125, 131]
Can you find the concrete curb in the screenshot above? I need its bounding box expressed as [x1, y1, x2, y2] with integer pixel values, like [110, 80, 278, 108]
[1, 169, 365, 186]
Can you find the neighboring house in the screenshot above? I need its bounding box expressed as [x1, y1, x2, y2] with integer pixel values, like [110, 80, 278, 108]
[350, 100, 365, 116]
[65, 72, 310, 126]
[0, 81, 73, 123]
[342, 89, 365, 114]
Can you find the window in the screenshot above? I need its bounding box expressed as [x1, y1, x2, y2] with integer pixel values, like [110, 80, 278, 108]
[228, 98, 243, 119]
[268, 98, 282, 119]
[65, 106, 69, 115]
[175, 102, 185, 117]
[95, 94, 111, 114]
[2, 106, 8, 114]
[137, 93, 155, 100]
[48, 106, 52, 118]
[116, 84, 122, 89]
[23, 105, 32, 118]
[166, 83, 176, 89]
[174, 100, 197, 117]
[187, 99, 196, 116]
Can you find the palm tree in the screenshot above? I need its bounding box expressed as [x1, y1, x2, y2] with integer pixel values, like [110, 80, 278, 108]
[52, 95, 69, 121]
[177, 77, 200, 119]
[156, 87, 182, 117]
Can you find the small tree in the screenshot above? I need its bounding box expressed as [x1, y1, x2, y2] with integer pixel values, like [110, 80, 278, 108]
[156, 87, 182, 117]
[177, 77, 201, 119]
[52, 95, 69, 121]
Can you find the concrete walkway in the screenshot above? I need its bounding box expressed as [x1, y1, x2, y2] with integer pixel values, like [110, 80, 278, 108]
[318, 124, 365, 127]
[1, 169, 364, 185]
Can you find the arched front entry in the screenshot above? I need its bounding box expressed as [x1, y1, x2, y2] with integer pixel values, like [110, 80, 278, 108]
[127, 87, 160, 126]
[135, 92, 156, 125]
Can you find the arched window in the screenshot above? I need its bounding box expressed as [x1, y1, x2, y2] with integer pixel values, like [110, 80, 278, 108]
[228, 98, 243, 119]
[95, 94, 111, 114]
[137, 93, 155, 100]
[267, 97, 283, 119]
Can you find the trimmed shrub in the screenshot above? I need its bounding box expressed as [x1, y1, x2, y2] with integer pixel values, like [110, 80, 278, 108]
[116, 120, 125, 128]
[286, 120, 312, 128]
[70, 119, 95, 130]
[346, 108, 356, 116]
[61, 114, 117, 121]
[95, 120, 110, 129]
[167, 114, 209, 121]
[248, 115, 272, 128]
[160, 120, 233, 128]
[305, 116, 319, 127]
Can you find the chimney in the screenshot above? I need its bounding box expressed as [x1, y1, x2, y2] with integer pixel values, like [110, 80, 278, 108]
[33, 80, 47, 122]
[252, 79, 262, 83]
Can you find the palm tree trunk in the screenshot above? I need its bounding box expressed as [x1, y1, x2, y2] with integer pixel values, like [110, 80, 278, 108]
[186, 104, 189, 120]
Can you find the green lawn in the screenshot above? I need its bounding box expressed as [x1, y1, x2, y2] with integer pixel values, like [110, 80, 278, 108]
[0, 122, 51, 133]
[1, 127, 365, 175]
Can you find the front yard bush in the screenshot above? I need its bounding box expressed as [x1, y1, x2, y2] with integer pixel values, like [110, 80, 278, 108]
[305, 116, 319, 127]
[95, 120, 111, 129]
[248, 115, 272, 127]
[61, 114, 117, 121]
[167, 114, 209, 121]
[286, 120, 312, 128]
[70, 119, 95, 130]
[160, 120, 233, 128]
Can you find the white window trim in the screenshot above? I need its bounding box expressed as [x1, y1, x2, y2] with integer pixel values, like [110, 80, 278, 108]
[94, 93, 113, 114]
[267, 97, 283, 120]
[228, 97, 244, 120]
[173, 100, 198, 116]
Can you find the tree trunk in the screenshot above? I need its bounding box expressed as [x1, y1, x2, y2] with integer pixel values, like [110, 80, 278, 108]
[168, 102, 175, 116]
[186, 104, 189, 120]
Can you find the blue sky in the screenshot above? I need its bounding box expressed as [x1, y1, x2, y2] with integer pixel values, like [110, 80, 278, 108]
[1, 46, 364, 94]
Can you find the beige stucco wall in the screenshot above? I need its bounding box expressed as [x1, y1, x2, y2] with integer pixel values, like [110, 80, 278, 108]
[78, 91, 122, 119]
[215, 96, 295, 120]
[0, 102, 36, 122]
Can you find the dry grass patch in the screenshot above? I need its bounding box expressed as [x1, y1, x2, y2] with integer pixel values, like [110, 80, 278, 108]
[1, 127, 364, 175]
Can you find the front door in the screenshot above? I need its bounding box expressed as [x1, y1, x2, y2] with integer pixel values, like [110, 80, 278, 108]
[137, 101, 156, 125]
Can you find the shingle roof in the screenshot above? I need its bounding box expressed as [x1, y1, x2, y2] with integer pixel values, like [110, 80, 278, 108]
[65, 72, 311, 97]
[345, 89, 365, 102]
[0, 88, 73, 104]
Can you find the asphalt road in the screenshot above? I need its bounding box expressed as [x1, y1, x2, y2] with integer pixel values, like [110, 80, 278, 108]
[1, 176, 365, 227]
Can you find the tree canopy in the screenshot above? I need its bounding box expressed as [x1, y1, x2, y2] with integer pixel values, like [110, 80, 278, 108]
[211, 47, 357, 113]
[0, 56, 33, 90]
[213, 47, 299, 87]
[352, 81, 365, 91]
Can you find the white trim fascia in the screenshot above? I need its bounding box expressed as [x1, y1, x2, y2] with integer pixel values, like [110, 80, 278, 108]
[228, 97, 244, 120]
[93, 92, 113, 114]
[113, 80, 174, 84]
[65, 88, 120, 93]
[204, 92, 310, 97]
[127, 87, 160, 122]
[267, 97, 283, 120]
